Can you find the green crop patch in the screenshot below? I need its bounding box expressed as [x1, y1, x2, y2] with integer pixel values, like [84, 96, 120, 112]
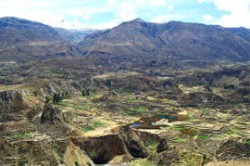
[197, 135, 209, 140]
[171, 138, 187, 143]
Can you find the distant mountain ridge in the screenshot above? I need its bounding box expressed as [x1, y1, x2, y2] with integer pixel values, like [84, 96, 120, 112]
[55, 28, 99, 42]
[226, 27, 250, 42]
[78, 18, 250, 62]
[0, 17, 79, 62]
[0, 17, 62, 45]
[0, 17, 249, 63]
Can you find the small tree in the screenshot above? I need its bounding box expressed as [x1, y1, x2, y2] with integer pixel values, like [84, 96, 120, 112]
[82, 88, 90, 97]
[52, 93, 62, 103]
[106, 80, 112, 88]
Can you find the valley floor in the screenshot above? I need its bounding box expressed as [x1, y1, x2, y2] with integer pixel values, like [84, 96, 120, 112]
[0, 62, 249, 166]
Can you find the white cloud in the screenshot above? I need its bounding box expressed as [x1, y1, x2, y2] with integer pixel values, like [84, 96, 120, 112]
[200, 0, 250, 28]
[147, 0, 166, 6]
[135, 0, 144, 4]
[202, 14, 216, 24]
[118, 2, 137, 21]
[197, 0, 212, 3]
[1, 0, 249, 29]
[108, 0, 117, 6]
[152, 14, 181, 23]
[168, 5, 174, 11]
[0, 0, 118, 29]
[90, 19, 121, 30]
[67, 8, 91, 22]
[216, 0, 250, 27]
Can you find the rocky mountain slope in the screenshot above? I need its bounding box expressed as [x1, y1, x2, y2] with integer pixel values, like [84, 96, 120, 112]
[0, 17, 62, 45]
[79, 19, 250, 63]
[0, 17, 250, 64]
[55, 28, 99, 42]
[0, 17, 80, 62]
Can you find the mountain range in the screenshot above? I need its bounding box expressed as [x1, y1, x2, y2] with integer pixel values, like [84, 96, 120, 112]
[0, 17, 249, 63]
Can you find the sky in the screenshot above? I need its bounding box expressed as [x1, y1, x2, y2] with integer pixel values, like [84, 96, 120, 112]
[0, 0, 250, 29]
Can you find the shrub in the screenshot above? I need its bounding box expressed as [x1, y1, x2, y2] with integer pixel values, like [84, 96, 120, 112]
[52, 93, 62, 103]
[223, 83, 235, 89]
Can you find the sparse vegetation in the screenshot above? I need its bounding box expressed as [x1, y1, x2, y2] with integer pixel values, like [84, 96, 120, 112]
[145, 138, 159, 151]
[18, 159, 28, 166]
[6, 133, 33, 140]
[82, 121, 105, 132]
[128, 159, 155, 166]
[246, 139, 250, 145]
[171, 138, 187, 143]
[171, 124, 185, 131]
[223, 83, 235, 90]
[224, 126, 242, 135]
[131, 106, 148, 113]
[199, 107, 210, 116]
[59, 100, 70, 107]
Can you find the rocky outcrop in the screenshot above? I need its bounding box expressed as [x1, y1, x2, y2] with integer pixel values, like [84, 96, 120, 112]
[205, 160, 250, 166]
[217, 140, 250, 161]
[157, 138, 168, 153]
[0, 139, 59, 165]
[0, 90, 27, 122]
[157, 150, 204, 166]
[180, 92, 227, 107]
[70, 126, 169, 165]
[39, 81, 77, 98]
[94, 76, 164, 91]
[118, 126, 149, 158]
[0, 90, 26, 111]
[63, 141, 94, 166]
[71, 134, 129, 164]
[0, 91, 14, 105]
[35, 103, 70, 138]
[40, 103, 65, 125]
[156, 149, 180, 166]
[129, 128, 168, 153]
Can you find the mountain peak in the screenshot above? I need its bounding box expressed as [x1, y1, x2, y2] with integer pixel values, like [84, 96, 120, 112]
[122, 18, 145, 25]
[131, 18, 145, 23]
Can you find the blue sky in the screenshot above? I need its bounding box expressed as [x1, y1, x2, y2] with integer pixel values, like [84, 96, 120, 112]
[0, 0, 249, 29]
